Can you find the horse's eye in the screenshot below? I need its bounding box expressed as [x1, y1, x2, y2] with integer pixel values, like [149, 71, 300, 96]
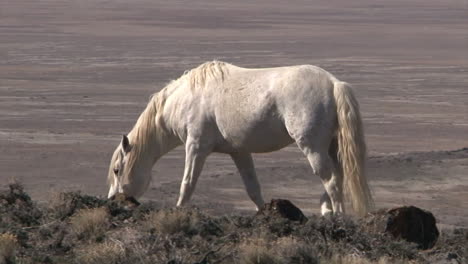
[113, 168, 119, 174]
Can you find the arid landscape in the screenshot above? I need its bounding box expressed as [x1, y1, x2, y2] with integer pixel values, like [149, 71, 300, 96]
[0, 0, 467, 262]
[0, 183, 467, 263]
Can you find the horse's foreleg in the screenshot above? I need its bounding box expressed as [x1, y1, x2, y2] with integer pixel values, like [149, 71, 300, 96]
[320, 192, 333, 215]
[176, 141, 209, 207]
[230, 152, 265, 211]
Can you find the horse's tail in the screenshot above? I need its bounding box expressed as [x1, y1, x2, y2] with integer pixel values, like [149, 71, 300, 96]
[333, 81, 374, 216]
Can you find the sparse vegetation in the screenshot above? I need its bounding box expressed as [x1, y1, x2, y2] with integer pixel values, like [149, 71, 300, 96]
[238, 237, 318, 264]
[144, 208, 200, 235]
[75, 241, 125, 264]
[0, 183, 466, 264]
[273, 237, 318, 264]
[48, 191, 106, 220]
[69, 207, 109, 240]
[327, 255, 411, 264]
[239, 238, 282, 264]
[0, 233, 18, 263]
[0, 182, 42, 228]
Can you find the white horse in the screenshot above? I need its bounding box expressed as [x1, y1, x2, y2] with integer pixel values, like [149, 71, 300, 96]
[107, 61, 373, 216]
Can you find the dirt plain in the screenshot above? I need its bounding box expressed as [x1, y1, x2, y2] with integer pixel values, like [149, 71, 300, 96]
[0, 0, 467, 230]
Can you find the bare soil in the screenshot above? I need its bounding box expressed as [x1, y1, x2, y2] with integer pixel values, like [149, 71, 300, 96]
[1, 0, 467, 232]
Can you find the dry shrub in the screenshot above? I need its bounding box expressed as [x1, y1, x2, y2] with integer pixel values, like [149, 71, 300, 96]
[76, 241, 125, 264]
[70, 207, 109, 240]
[0, 233, 18, 263]
[238, 236, 411, 264]
[327, 255, 411, 264]
[238, 236, 318, 264]
[0, 183, 42, 227]
[274, 237, 318, 264]
[238, 238, 281, 264]
[48, 191, 106, 220]
[144, 208, 200, 235]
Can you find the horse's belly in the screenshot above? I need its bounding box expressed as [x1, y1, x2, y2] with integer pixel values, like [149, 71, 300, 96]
[246, 133, 294, 153]
[214, 118, 294, 153]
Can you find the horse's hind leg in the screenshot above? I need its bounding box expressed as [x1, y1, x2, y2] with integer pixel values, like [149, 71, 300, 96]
[230, 152, 265, 211]
[320, 168, 345, 215]
[295, 137, 344, 215]
[329, 137, 344, 213]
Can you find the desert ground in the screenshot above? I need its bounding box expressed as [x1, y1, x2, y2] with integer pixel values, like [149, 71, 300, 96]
[1, 0, 467, 230]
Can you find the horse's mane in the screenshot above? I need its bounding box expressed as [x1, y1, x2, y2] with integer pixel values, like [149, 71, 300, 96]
[123, 93, 163, 177]
[187, 60, 229, 89]
[165, 60, 230, 91]
[123, 61, 230, 176]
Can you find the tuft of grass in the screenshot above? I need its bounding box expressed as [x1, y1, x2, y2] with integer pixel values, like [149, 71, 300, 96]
[238, 237, 319, 264]
[76, 241, 125, 264]
[48, 191, 106, 220]
[144, 208, 200, 235]
[326, 255, 412, 264]
[238, 238, 281, 264]
[0, 233, 18, 263]
[70, 207, 109, 240]
[240, 246, 280, 264]
[0, 182, 42, 227]
[274, 237, 318, 264]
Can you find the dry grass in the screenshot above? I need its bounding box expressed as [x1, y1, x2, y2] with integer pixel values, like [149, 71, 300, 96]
[76, 241, 125, 264]
[0, 233, 18, 263]
[238, 237, 410, 264]
[239, 241, 281, 264]
[2, 185, 464, 264]
[48, 191, 106, 220]
[144, 208, 200, 235]
[70, 207, 109, 239]
[327, 255, 412, 264]
[274, 237, 318, 264]
[238, 237, 319, 264]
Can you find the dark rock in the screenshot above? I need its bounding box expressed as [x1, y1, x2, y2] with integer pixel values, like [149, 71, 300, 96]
[331, 228, 347, 241]
[257, 199, 307, 223]
[385, 206, 439, 249]
[447, 252, 458, 260]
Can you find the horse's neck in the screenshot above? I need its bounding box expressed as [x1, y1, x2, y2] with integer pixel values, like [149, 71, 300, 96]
[128, 95, 181, 167]
[152, 133, 181, 162]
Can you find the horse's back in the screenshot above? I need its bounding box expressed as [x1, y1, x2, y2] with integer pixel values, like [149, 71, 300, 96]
[209, 64, 337, 153]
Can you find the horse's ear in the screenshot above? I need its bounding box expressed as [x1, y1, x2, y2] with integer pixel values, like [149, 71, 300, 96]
[121, 135, 132, 153]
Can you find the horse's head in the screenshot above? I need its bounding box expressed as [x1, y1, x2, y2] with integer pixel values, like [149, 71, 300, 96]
[107, 135, 151, 201]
